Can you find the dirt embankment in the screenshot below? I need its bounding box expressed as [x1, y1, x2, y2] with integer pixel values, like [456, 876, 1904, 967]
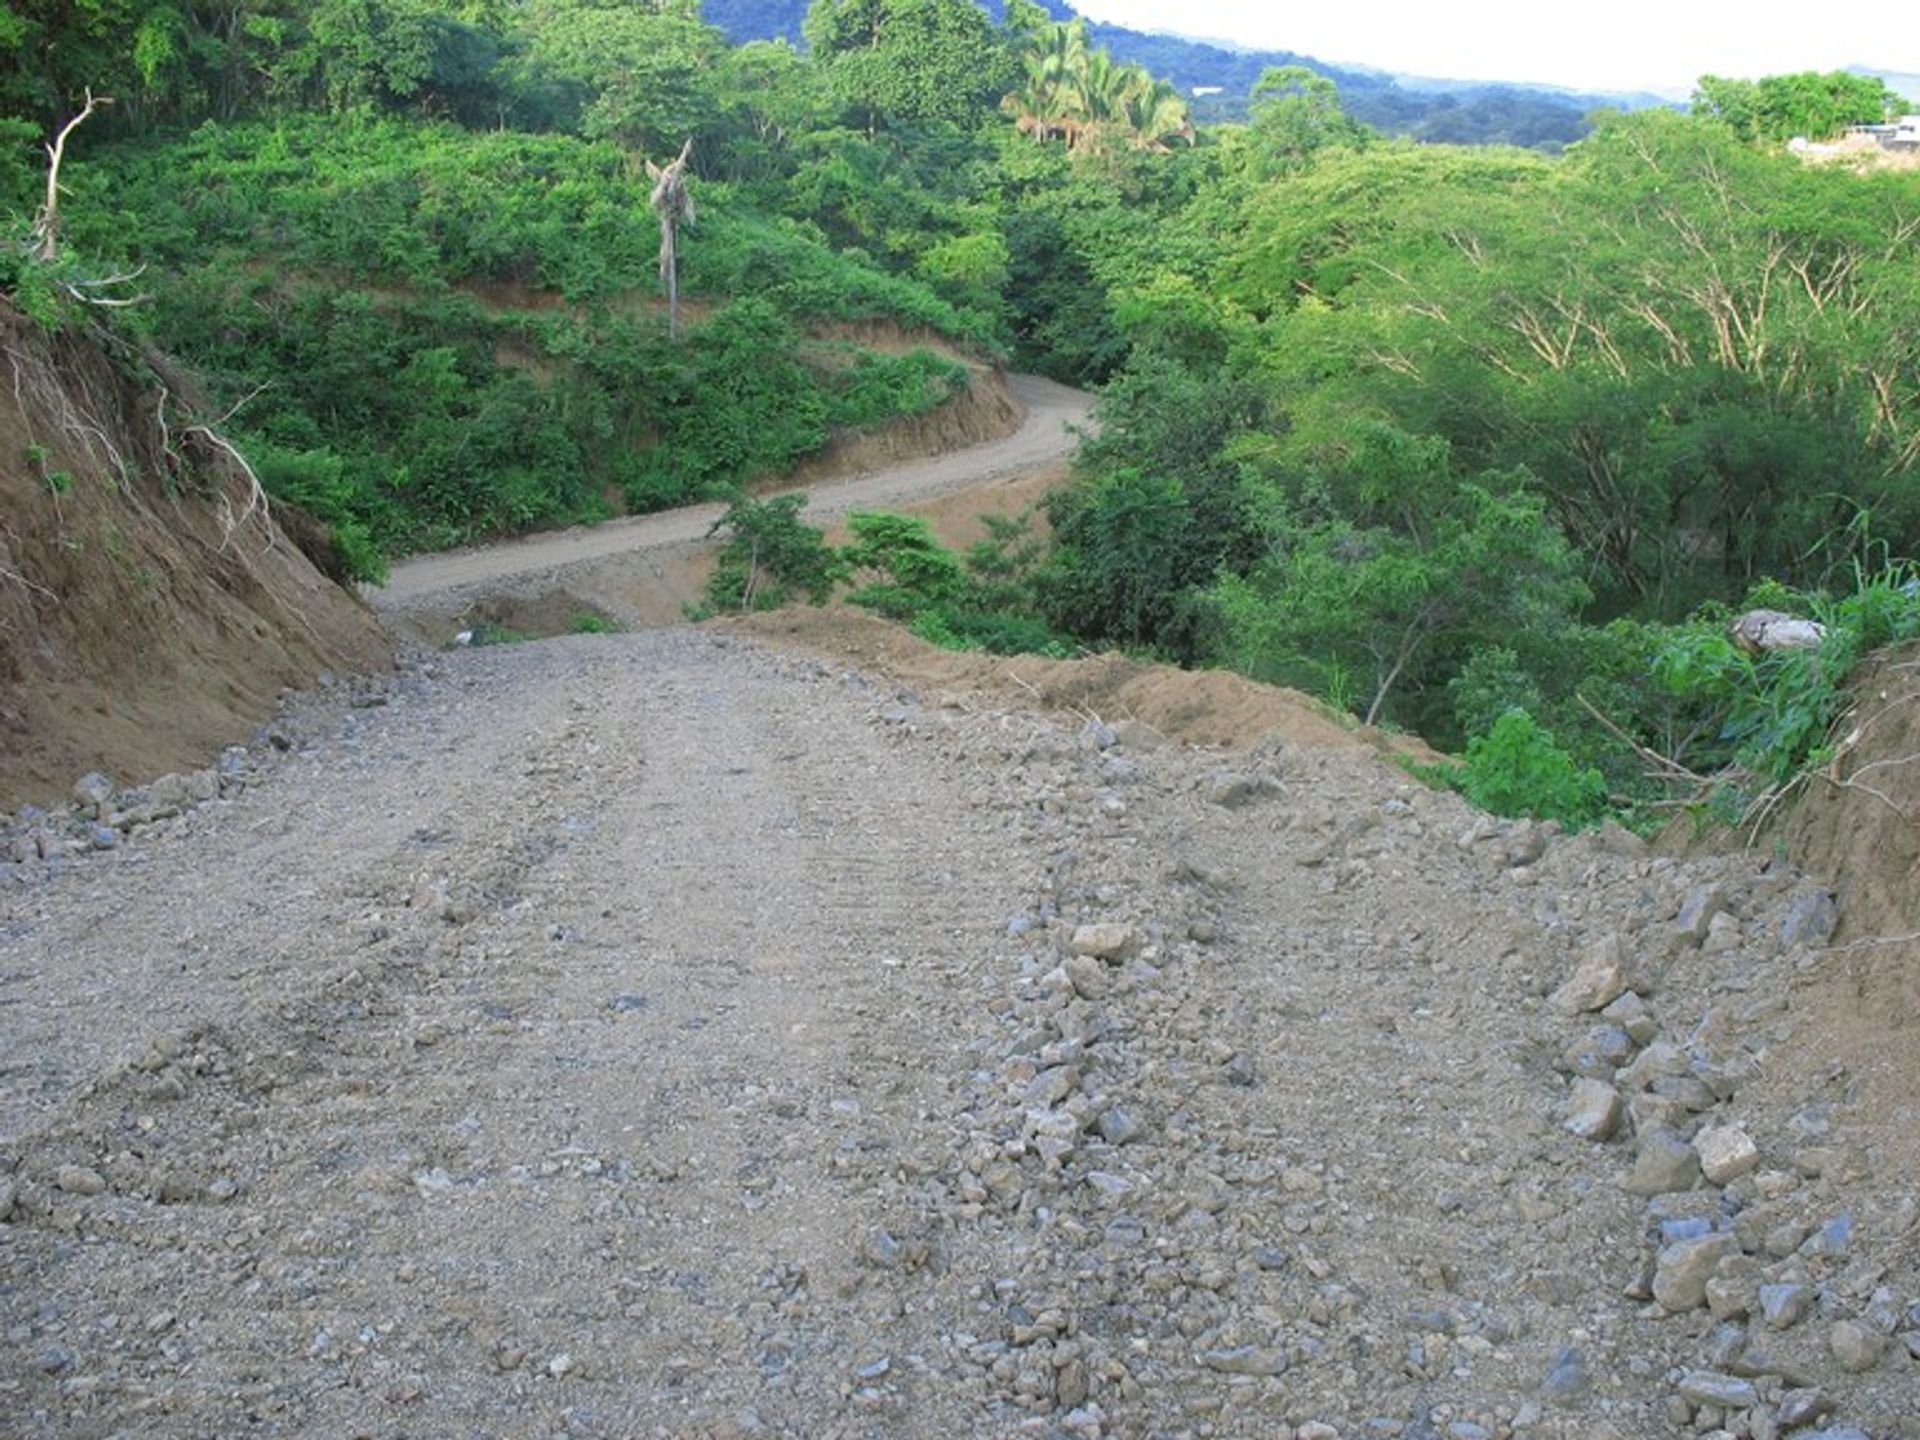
[0, 301, 389, 809]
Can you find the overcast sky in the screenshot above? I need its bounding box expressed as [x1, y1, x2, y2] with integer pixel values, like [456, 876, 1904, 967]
[1071, 1, 1920, 95]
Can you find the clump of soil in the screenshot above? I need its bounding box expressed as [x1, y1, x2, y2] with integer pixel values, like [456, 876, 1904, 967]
[0, 299, 389, 809]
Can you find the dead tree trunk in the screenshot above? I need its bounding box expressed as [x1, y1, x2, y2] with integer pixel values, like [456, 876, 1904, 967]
[645, 139, 696, 342]
[31, 90, 111, 264]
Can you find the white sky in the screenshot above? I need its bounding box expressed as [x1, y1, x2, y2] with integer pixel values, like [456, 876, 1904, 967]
[1072, 1, 1920, 95]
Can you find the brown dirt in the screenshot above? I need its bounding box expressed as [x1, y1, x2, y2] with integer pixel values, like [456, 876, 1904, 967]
[730, 606, 1442, 764]
[0, 302, 389, 811]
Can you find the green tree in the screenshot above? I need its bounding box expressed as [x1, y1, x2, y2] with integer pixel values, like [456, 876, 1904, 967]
[1247, 64, 1369, 171]
[803, 0, 1017, 131]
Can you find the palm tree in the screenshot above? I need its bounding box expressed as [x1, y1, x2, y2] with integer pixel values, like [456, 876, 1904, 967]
[1002, 22, 1193, 155]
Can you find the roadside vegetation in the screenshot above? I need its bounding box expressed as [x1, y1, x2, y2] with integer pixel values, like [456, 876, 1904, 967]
[3, 0, 1917, 830]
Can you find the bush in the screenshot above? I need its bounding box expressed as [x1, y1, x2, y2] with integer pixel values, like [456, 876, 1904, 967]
[703, 492, 839, 612]
[1429, 708, 1610, 829]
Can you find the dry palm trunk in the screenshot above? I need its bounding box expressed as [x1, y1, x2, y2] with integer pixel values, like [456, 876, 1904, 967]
[646, 139, 696, 341]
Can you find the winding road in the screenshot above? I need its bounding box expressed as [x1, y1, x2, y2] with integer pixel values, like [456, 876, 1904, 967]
[374, 373, 1092, 616]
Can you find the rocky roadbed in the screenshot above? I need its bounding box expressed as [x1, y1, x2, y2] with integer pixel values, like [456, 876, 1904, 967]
[1, 629, 1915, 1440]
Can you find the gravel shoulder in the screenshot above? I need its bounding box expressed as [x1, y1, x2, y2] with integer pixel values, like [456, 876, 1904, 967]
[3, 629, 1914, 1440]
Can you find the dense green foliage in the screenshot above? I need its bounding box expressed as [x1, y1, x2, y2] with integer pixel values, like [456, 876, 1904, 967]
[1692, 70, 1906, 141]
[6, 0, 1917, 827]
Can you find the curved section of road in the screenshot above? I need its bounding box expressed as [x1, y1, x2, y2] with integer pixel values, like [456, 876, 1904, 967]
[376, 372, 1093, 608]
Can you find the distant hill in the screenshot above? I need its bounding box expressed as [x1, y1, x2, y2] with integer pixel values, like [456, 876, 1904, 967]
[698, 0, 1634, 150]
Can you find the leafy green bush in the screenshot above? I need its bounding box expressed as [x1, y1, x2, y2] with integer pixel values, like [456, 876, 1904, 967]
[1428, 708, 1609, 829]
[703, 492, 839, 612]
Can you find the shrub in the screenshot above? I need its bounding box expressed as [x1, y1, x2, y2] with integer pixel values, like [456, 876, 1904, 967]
[1423, 708, 1609, 829]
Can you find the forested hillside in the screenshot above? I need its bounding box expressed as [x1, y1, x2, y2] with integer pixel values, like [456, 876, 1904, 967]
[4, 0, 1918, 831]
[705, 0, 1610, 147]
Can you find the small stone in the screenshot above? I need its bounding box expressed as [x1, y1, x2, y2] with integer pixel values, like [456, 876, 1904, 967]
[1198, 1346, 1287, 1376]
[1677, 1370, 1759, 1408]
[1097, 1106, 1143, 1146]
[1626, 1129, 1703, 1196]
[1758, 1283, 1814, 1331]
[89, 825, 120, 851]
[1069, 923, 1137, 961]
[1024, 1066, 1077, 1107]
[1206, 771, 1281, 808]
[1676, 884, 1728, 943]
[1827, 1319, 1885, 1372]
[55, 1164, 107, 1196]
[1776, 1389, 1834, 1428]
[1550, 933, 1634, 1013]
[72, 771, 115, 815]
[1540, 1346, 1588, 1403]
[1562, 1078, 1623, 1141]
[1703, 911, 1743, 953]
[1694, 1125, 1761, 1185]
[1601, 990, 1660, 1045]
[1063, 954, 1111, 1000]
[546, 1352, 576, 1378]
[1779, 890, 1839, 950]
[1653, 1233, 1738, 1312]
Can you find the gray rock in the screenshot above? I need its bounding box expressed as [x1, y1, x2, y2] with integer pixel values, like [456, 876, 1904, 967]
[54, 1164, 106, 1196]
[1540, 1346, 1588, 1403]
[1758, 1283, 1815, 1331]
[89, 825, 120, 851]
[1550, 932, 1635, 1013]
[1694, 1125, 1762, 1185]
[1620, 1039, 1690, 1092]
[1676, 884, 1729, 944]
[1827, 1319, 1885, 1372]
[1779, 890, 1839, 950]
[1775, 1389, 1833, 1428]
[1025, 1066, 1077, 1108]
[1206, 772, 1282, 808]
[1559, 1025, 1634, 1078]
[1601, 990, 1660, 1045]
[1097, 1106, 1143, 1146]
[72, 770, 115, 815]
[1627, 1128, 1704, 1196]
[1703, 910, 1743, 953]
[1198, 1346, 1287, 1376]
[1676, 1370, 1759, 1408]
[1562, 1078, 1623, 1141]
[1062, 954, 1111, 1000]
[1652, 1232, 1738, 1312]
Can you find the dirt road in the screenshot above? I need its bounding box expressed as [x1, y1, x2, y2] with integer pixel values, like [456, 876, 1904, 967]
[375, 373, 1092, 616]
[3, 362, 1915, 1437]
[3, 626, 1914, 1439]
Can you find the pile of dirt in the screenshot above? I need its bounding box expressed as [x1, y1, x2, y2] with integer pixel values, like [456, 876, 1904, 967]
[731, 605, 1441, 764]
[0, 299, 389, 810]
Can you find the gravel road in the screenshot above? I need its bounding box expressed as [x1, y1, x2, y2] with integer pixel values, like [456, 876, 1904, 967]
[374, 373, 1093, 612]
[3, 627, 1914, 1440]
